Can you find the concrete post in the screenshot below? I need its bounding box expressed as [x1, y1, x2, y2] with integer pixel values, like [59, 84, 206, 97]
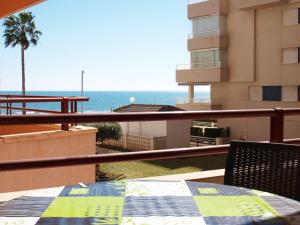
[188, 85, 195, 103]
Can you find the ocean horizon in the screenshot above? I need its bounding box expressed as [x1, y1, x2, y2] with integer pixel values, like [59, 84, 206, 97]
[0, 91, 210, 113]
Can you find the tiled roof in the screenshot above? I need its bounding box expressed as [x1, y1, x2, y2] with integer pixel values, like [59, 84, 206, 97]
[114, 104, 185, 113]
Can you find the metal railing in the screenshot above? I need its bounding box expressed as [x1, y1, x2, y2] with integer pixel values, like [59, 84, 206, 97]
[177, 98, 212, 104]
[176, 62, 226, 70]
[0, 95, 89, 130]
[190, 136, 230, 146]
[0, 107, 299, 172]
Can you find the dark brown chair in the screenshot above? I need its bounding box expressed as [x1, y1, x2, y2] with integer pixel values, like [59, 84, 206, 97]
[224, 141, 300, 201]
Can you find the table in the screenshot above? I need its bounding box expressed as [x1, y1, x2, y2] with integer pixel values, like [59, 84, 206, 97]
[0, 180, 299, 225]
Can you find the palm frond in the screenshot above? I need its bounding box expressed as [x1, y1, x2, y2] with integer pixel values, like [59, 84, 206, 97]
[2, 12, 42, 49]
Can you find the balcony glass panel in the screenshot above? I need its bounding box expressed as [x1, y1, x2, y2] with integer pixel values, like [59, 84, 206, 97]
[191, 15, 226, 39]
[191, 49, 227, 68]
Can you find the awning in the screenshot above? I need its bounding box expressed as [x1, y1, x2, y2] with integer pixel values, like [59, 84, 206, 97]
[0, 0, 45, 19]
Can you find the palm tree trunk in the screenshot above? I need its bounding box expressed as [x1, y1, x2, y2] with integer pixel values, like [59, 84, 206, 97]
[21, 46, 26, 115]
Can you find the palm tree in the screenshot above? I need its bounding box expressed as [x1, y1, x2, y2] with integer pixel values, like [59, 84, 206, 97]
[3, 12, 42, 114]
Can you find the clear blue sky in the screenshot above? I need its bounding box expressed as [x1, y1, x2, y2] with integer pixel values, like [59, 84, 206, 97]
[0, 0, 195, 91]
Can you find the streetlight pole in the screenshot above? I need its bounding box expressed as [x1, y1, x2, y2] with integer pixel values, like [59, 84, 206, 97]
[81, 70, 85, 113]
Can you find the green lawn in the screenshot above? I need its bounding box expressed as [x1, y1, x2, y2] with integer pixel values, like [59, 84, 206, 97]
[99, 155, 226, 180]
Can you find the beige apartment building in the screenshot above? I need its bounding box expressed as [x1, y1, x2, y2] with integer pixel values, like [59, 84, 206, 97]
[176, 0, 300, 140]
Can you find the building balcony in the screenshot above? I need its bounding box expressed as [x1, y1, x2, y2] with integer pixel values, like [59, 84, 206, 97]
[176, 63, 229, 84]
[188, 0, 227, 19]
[238, 0, 287, 10]
[188, 30, 229, 51]
[176, 98, 222, 111]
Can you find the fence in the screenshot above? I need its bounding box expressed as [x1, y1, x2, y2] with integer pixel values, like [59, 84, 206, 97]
[103, 134, 167, 151]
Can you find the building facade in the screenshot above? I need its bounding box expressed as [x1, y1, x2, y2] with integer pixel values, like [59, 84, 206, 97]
[176, 0, 300, 140]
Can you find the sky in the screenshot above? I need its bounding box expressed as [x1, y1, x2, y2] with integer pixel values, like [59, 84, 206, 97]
[0, 0, 200, 91]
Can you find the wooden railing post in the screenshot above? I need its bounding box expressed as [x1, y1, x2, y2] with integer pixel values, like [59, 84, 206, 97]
[70, 101, 74, 113]
[74, 101, 78, 113]
[61, 97, 69, 131]
[270, 107, 284, 143]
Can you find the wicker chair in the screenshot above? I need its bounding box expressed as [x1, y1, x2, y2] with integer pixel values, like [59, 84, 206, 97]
[224, 141, 300, 201]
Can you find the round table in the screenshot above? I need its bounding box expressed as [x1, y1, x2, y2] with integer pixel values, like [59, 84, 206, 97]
[0, 180, 299, 225]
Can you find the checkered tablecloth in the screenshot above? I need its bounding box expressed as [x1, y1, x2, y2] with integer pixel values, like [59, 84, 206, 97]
[0, 180, 299, 225]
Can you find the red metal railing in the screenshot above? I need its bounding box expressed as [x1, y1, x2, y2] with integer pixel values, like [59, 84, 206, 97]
[0, 95, 88, 130]
[0, 107, 299, 172]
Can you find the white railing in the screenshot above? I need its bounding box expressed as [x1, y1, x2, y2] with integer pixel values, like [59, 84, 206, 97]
[190, 136, 230, 145]
[177, 98, 212, 104]
[176, 62, 226, 70]
[188, 0, 209, 5]
[188, 30, 226, 39]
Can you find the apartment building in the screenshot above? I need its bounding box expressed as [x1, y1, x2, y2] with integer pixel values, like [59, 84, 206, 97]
[176, 0, 300, 140]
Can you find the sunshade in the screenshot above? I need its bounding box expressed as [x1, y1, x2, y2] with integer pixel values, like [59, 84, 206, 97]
[0, 0, 44, 19]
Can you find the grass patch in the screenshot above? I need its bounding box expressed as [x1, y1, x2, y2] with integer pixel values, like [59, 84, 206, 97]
[99, 155, 226, 180]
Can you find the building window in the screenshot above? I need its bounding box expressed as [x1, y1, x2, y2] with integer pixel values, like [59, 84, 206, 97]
[249, 86, 262, 101]
[282, 48, 298, 64]
[191, 49, 227, 68]
[263, 86, 281, 101]
[282, 8, 299, 25]
[191, 15, 226, 38]
[282, 86, 297, 101]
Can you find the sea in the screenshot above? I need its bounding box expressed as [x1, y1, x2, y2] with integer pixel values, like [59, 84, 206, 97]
[0, 91, 209, 113]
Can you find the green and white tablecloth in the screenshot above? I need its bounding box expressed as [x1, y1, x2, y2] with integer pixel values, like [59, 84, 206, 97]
[0, 180, 299, 225]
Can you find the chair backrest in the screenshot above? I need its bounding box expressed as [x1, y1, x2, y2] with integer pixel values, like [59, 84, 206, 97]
[224, 141, 300, 201]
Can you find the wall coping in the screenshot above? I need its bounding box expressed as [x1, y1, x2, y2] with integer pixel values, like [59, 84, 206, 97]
[0, 125, 97, 143]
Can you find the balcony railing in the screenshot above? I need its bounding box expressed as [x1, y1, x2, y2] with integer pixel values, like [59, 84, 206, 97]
[188, 30, 225, 39]
[177, 97, 212, 104]
[188, 0, 209, 5]
[0, 95, 88, 130]
[177, 62, 226, 70]
[0, 107, 299, 173]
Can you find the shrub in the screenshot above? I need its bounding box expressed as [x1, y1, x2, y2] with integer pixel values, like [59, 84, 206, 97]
[85, 123, 122, 143]
[190, 127, 203, 136]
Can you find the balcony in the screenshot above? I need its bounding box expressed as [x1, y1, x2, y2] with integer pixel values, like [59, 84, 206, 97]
[188, 30, 229, 51]
[238, 0, 287, 10]
[188, 0, 227, 19]
[176, 63, 228, 84]
[176, 98, 222, 111]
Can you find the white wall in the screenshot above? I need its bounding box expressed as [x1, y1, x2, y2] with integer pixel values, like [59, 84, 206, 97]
[166, 120, 191, 148]
[119, 120, 191, 149]
[119, 121, 166, 137]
